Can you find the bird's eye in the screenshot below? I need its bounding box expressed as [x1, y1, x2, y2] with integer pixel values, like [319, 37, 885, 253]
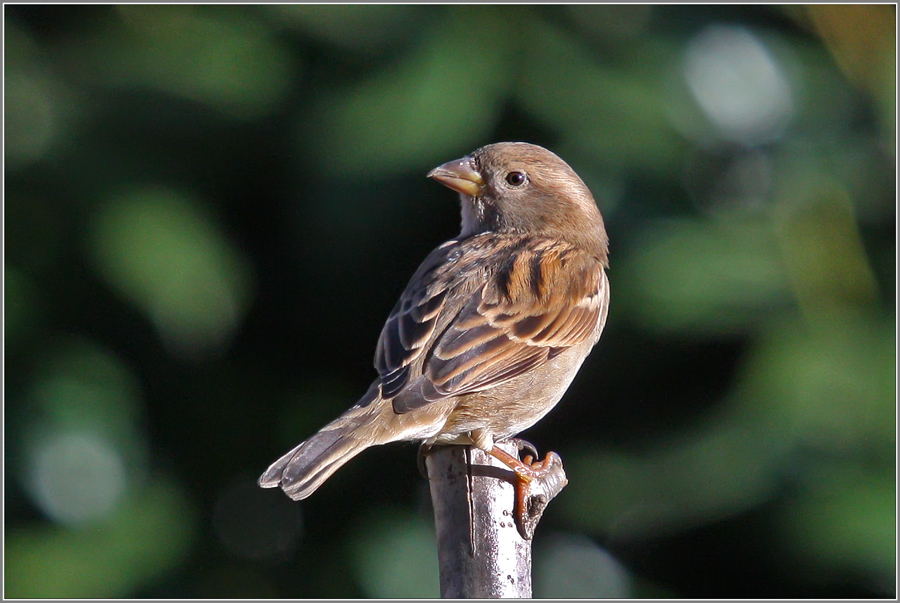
[505, 171, 527, 187]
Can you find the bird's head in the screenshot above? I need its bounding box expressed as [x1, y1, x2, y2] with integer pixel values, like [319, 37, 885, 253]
[428, 142, 608, 261]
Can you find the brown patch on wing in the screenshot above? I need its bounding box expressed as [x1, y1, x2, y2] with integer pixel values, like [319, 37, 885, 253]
[376, 235, 607, 413]
[422, 240, 605, 400]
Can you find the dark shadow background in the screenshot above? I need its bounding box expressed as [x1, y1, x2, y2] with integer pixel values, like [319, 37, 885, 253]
[5, 5, 896, 598]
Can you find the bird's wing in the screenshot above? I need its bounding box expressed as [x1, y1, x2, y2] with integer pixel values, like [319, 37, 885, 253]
[374, 239, 465, 399]
[375, 236, 607, 413]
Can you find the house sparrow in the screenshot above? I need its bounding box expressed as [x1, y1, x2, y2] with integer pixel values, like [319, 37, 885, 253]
[259, 142, 609, 538]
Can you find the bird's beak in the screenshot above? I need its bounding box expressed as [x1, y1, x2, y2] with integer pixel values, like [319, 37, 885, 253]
[427, 156, 484, 197]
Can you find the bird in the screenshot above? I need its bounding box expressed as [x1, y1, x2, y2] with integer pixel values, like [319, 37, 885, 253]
[259, 142, 610, 538]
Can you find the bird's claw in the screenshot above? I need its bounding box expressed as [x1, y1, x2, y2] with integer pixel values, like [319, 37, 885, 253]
[489, 443, 568, 540]
[511, 451, 568, 539]
[510, 437, 540, 461]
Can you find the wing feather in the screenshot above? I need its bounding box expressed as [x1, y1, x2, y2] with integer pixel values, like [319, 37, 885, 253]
[374, 235, 607, 410]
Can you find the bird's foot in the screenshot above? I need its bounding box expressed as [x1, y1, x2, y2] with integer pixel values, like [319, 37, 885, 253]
[489, 443, 568, 540]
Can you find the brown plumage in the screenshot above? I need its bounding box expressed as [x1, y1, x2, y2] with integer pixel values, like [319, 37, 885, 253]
[259, 142, 610, 535]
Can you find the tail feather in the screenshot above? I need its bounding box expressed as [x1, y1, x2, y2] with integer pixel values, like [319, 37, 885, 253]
[258, 429, 369, 500]
[258, 383, 385, 500]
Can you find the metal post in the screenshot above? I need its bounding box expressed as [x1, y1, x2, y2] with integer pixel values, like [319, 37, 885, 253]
[426, 440, 567, 598]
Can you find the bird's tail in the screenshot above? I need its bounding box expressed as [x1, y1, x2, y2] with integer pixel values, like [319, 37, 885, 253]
[258, 382, 391, 500]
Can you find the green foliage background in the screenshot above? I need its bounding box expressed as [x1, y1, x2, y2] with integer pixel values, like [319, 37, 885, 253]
[5, 4, 895, 598]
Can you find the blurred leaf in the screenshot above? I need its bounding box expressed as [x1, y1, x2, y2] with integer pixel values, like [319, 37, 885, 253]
[303, 6, 516, 177]
[617, 217, 792, 334]
[737, 314, 895, 457]
[269, 5, 422, 53]
[28, 337, 144, 437]
[517, 19, 685, 174]
[350, 510, 439, 598]
[5, 22, 62, 170]
[777, 462, 896, 592]
[85, 186, 255, 360]
[5, 478, 196, 598]
[804, 5, 896, 137]
[560, 415, 787, 539]
[565, 5, 654, 43]
[71, 5, 295, 120]
[773, 171, 881, 319]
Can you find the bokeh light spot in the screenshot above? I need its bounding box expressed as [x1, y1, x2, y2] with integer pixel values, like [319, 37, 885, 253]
[684, 25, 795, 145]
[212, 476, 304, 561]
[351, 511, 439, 598]
[534, 532, 632, 598]
[27, 431, 127, 527]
